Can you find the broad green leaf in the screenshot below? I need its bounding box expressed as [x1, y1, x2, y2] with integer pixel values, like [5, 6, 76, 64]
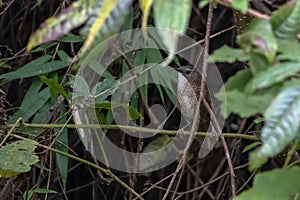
[232, 0, 248, 14]
[245, 62, 300, 93]
[218, 89, 275, 118]
[277, 40, 300, 62]
[0, 56, 68, 85]
[272, 0, 300, 41]
[250, 86, 300, 170]
[234, 167, 300, 200]
[238, 20, 277, 63]
[222, 69, 252, 91]
[208, 45, 249, 63]
[27, 0, 92, 51]
[40, 76, 70, 101]
[0, 139, 39, 178]
[248, 53, 269, 75]
[153, 0, 192, 65]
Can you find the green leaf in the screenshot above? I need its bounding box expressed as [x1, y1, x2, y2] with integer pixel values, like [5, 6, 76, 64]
[0, 139, 39, 178]
[245, 62, 300, 93]
[242, 141, 262, 153]
[40, 76, 70, 101]
[8, 86, 51, 123]
[238, 20, 277, 63]
[198, 0, 209, 8]
[272, 0, 300, 41]
[248, 53, 269, 75]
[218, 89, 275, 118]
[0, 56, 68, 85]
[234, 167, 300, 200]
[277, 40, 300, 62]
[23, 188, 57, 200]
[249, 86, 300, 170]
[208, 45, 249, 63]
[95, 102, 141, 120]
[153, 0, 192, 65]
[55, 104, 68, 190]
[232, 0, 248, 14]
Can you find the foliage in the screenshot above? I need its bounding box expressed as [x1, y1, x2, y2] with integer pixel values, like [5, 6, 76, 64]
[1, 0, 300, 199]
[0, 139, 39, 178]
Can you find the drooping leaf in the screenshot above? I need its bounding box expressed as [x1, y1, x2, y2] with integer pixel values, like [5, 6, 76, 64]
[27, 0, 93, 51]
[40, 75, 70, 101]
[249, 86, 300, 170]
[78, 0, 133, 56]
[0, 139, 39, 178]
[234, 167, 300, 200]
[245, 62, 300, 93]
[271, 0, 300, 41]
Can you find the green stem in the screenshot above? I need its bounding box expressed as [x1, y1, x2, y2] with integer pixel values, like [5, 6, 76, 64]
[0, 123, 260, 141]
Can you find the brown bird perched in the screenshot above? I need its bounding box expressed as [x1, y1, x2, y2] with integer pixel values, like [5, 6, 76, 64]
[176, 65, 211, 132]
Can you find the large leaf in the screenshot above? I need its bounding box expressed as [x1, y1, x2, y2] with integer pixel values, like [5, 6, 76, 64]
[27, 0, 93, 51]
[234, 167, 300, 200]
[245, 62, 300, 93]
[78, 0, 133, 56]
[0, 139, 39, 178]
[271, 0, 300, 41]
[250, 86, 300, 170]
[153, 0, 192, 65]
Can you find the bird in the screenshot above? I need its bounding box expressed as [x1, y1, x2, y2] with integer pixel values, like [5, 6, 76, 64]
[176, 65, 211, 132]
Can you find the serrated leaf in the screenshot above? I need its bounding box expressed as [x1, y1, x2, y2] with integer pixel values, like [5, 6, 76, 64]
[27, 1, 92, 51]
[0, 139, 39, 178]
[245, 62, 300, 93]
[234, 168, 300, 200]
[249, 86, 300, 170]
[232, 0, 248, 14]
[208, 45, 249, 63]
